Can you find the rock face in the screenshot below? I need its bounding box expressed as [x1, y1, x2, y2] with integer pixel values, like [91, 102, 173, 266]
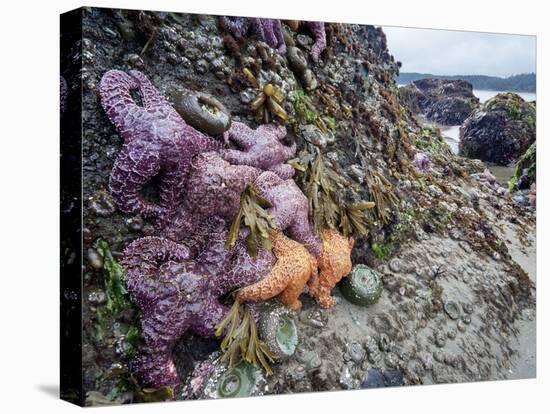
[399, 78, 479, 125]
[459, 93, 536, 166]
[510, 141, 536, 191]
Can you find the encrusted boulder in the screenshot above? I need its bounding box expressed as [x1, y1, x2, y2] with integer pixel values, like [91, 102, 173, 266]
[399, 78, 479, 125]
[509, 141, 536, 191]
[459, 93, 536, 166]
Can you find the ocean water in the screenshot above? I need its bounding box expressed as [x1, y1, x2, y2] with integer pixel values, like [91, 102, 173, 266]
[473, 89, 536, 104]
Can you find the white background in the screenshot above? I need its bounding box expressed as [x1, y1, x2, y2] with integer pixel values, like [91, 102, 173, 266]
[0, 0, 547, 412]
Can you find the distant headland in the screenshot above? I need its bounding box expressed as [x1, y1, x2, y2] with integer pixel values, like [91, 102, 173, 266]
[397, 72, 535, 92]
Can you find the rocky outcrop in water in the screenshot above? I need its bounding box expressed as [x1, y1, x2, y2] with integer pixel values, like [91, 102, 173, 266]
[399, 78, 479, 125]
[459, 93, 536, 166]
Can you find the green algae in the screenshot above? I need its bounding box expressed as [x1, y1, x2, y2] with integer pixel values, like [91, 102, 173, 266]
[97, 240, 132, 314]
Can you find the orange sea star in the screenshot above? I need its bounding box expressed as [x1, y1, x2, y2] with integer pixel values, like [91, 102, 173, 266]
[236, 230, 317, 310]
[308, 228, 354, 308]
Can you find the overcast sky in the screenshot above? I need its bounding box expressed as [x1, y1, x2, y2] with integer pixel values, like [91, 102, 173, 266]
[383, 26, 536, 77]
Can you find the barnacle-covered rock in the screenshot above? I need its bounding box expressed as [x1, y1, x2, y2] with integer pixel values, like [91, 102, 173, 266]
[183, 356, 264, 400]
[340, 264, 383, 307]
[171, 90, 231, 135]
[60, 75, 68, 114]
[509, 141, 536, 191]
[459, 93, 536, 165]
[400, 78, 479, 125]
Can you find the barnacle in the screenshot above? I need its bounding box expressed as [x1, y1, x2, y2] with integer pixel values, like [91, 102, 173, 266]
[226, 183, 278, 257]
[244, 69, 287, 123]
[215, 300, 276, 374]
[291, 150, 375, 237]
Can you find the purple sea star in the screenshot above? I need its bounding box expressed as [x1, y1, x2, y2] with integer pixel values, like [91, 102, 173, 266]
[304, 21, 327, 62]
[161, 152, 320, 258]
[254, 171, 322, 256]
[220, 122, 296, 179]
[413, 152, 430, 171]
[122, 230, 275, 390]
[220, 16, 286, 53]
[99, 70, 222, 223]
[160, 152, 262, 242]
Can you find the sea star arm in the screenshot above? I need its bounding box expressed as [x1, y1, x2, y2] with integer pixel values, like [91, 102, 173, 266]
[254, 172, 322, 255]
[157, 166, 190, 224]
[122, 236, 191, 307]
[219, 148, 258, 166]
[108, 139, 165, 218]
[267, 163, 295, 179]
[129, 70, 171, 110]
[219, 16, 249, 38]
[100, 70, 151, 143]
[123, 236, 191, 265]
[272, 20, 287, 53]
[256, 123, 286, 140]
[307, 22, 327, 62]
[282, 141, 297, 159]
[226, 121, 256, 148]
[249, 18, 266, 41]
[287, 219, 323, 257]
[259, 19, 286, 53]
[236, 257, 291, 302]
[131, 327, 180, 390]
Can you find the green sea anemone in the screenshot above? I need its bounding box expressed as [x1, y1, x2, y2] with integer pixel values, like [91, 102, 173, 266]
[340, 264, 383, 306]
